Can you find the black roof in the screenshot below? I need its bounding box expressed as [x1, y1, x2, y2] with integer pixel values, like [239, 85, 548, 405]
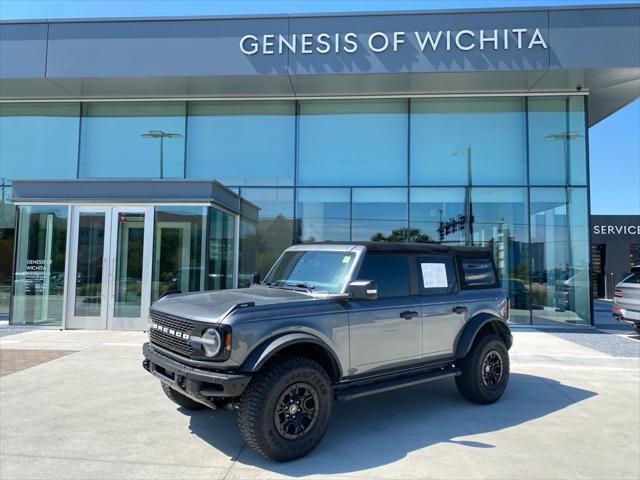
[305, 241, 492, 258]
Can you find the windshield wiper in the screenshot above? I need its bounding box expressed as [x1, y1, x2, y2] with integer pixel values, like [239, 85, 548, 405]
[286, 282, 315, 290]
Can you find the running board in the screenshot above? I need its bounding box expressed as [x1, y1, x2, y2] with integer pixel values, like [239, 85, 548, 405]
[334, 366, 460, 402]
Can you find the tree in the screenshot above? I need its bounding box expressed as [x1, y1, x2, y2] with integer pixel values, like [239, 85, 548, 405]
[370, 227, 433, 243]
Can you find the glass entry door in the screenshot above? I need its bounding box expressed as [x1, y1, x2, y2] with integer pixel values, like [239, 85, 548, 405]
[66, 206, 153, 330]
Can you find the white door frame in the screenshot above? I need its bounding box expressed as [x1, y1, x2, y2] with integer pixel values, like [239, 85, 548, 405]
[66, 206, 112, 330]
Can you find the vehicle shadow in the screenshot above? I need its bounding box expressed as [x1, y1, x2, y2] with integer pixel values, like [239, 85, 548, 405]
[185, 372, 596, 475]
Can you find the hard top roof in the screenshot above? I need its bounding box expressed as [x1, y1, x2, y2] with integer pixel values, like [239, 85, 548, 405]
[303, 241, 492, 258]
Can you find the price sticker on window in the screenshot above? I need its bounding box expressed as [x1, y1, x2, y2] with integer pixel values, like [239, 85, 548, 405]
[342, 256, 352, 264]
[421, 263, 448, 289]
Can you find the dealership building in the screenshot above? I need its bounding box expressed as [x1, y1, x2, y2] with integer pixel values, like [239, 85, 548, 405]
[0, 4, 639, 330]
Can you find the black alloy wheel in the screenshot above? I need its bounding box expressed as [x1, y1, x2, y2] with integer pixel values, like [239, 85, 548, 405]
[274, 382, 320, 440]
[481, 350, 504, 388]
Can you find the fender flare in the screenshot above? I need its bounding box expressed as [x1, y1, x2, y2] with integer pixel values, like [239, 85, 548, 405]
[239, 332, 343, 378]
[455, 313, 512, 359]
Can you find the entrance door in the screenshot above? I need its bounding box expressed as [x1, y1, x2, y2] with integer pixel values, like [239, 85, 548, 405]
[66, 206, 153, 330]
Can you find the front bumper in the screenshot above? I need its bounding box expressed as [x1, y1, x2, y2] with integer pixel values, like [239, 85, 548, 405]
[142, 342, 251, 403]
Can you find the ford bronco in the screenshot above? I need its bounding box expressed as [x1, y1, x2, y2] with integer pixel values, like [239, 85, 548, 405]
[142, 242, 512, 461]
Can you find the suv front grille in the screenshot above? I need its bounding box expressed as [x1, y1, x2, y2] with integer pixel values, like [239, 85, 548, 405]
[149, 311, 194, 357]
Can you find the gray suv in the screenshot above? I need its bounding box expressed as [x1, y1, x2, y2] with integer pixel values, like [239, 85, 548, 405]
[142, 242, 512, 461]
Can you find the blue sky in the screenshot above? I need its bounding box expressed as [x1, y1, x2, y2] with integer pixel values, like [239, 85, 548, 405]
[1, 0, 638, 214]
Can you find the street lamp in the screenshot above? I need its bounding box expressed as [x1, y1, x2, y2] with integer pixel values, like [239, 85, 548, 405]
[140, 130, 183, 179]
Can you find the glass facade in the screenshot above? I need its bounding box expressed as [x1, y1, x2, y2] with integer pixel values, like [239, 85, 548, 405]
[0, 96, 591, 325]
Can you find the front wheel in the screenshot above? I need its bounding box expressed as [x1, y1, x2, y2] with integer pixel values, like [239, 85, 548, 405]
[237, 356, 333, 462]
[455, 334, 510, 404]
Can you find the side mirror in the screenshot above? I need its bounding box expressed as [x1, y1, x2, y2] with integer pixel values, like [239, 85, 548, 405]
[347, 280, 378, 300]
[251, 272, 261, 285]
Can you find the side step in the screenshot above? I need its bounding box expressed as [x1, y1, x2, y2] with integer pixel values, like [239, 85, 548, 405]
[334, 366, 460, 402]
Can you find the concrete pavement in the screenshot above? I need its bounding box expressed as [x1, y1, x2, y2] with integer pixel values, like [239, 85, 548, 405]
[0, 327, 638, 480]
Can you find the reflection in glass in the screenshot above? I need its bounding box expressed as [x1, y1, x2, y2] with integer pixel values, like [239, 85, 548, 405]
[0, 103, 80, 181]
[209, 207, 236, 291]
[352, 188, 407, 241]
[410, 98, 526, 186]
[187, 101, 295, 186]
[152, 207, 207, 301]
[240, 188, 294, 282]
[298, 100, 408, 186]
[74, 213, 106, 317]
[471, 188, 530, 324]
[296, 188, 350, 242]
[11, 206, 68, 326]
[0, 187, 15, 317]
[79, 102, 186, 179]
[410, 188, 466, 244]
[529, 97, 587, 186]
[530, 188, 590, 325]
[114, 212, 145, 318]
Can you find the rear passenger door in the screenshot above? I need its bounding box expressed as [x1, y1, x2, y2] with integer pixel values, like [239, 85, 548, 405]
[347, 254, 422, 376]
[416, 256, 467, 360]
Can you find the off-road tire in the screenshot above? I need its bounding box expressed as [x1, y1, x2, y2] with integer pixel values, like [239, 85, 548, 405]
[237, 356, 333, 462]
[455, 333, 509, 404]
[161, 383, 206, 410]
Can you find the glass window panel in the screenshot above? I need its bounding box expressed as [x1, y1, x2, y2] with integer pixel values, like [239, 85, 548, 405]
[471, 188, 530, 324]
[11, 205, 68, 326]
[0, 103, 80, 181]
[410, 188, 466, 244]
[298, 99, 408, 186]
[530, 187, 591, 325]
[152, 206, 207, 302]
[357, 255, 410, 298]
[410, 98, 526, 186]
[352, 188, 407, 241]
[296, 188, 350, 242]
[529, 96, 587, 186]
[79, 102, 186, 179]
[239, 188, 294, 284]
[74, 212, 106, 317]
[0, 187, 15, 317]
[113, 212, 146, 318]
[186, 101, 295, 186]
[209, 207, 236, 291]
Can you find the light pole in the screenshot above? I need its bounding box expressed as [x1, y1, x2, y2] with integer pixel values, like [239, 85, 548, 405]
[141, 130, 183, 179]
[453, 145, 473, 245]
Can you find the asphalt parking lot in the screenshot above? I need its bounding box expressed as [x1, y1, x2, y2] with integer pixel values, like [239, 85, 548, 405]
[1, 310, 638, 480]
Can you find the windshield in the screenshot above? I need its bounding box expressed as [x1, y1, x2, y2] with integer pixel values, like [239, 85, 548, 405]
[264, 250, 356, 293]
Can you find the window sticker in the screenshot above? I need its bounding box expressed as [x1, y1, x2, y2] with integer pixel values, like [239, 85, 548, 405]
[421, 263, 448, 289]
[342, 256, 352, 264]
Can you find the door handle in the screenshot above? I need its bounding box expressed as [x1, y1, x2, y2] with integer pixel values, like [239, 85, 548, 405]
[400, 310, 419, 320]
[452, 306, 468, 314]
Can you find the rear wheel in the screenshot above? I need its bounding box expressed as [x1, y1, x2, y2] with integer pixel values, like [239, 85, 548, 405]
[633, 324, 640, 335]
[237, 356, 333, 462]
[455, 334, 509, 404]
[161, 383, 206, 410]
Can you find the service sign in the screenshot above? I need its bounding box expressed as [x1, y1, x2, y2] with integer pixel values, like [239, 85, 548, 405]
[239, 28, 548, 55]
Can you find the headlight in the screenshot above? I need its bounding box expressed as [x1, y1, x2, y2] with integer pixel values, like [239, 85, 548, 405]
[201, 328, 222, 357]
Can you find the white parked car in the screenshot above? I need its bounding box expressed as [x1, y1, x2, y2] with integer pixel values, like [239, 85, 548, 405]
[613, 266, 640, 334]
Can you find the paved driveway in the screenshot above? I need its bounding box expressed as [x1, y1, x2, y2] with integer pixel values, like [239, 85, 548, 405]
[0, 328, 638, 480]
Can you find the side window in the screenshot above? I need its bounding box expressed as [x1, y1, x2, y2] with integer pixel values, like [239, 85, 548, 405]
[416, 256, 457, 295]
[460, 258, 497, 288]
[357, 255, 410, 298]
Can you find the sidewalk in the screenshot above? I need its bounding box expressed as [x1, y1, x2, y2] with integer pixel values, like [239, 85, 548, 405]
[1, 327, 638, 480]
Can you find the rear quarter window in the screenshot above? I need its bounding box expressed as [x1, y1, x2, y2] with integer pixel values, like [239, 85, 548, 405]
[459, 257, 497, 288]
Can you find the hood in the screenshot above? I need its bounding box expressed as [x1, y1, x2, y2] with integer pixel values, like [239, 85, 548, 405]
[150, 286, 315, 323]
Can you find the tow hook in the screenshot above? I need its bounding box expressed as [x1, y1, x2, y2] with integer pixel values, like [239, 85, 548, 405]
[142, 359, 150, 371]
[176, 375, 186, 388]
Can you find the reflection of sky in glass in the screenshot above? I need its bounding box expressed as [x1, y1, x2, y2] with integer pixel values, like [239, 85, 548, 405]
[410, 188, 465, 243]
[411, 98, 526, 186]
[297, 188, 349, 242]
[0, 103, 80, 181]
[352, 188, 407, 241]
[241, 188, 293, 219]
[298, 100, 408, 186]
[79, 103, 185, 179]
[529, 97, 587, 186]
[471, 188, 528, 242]
[187, 102, 295, 186]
